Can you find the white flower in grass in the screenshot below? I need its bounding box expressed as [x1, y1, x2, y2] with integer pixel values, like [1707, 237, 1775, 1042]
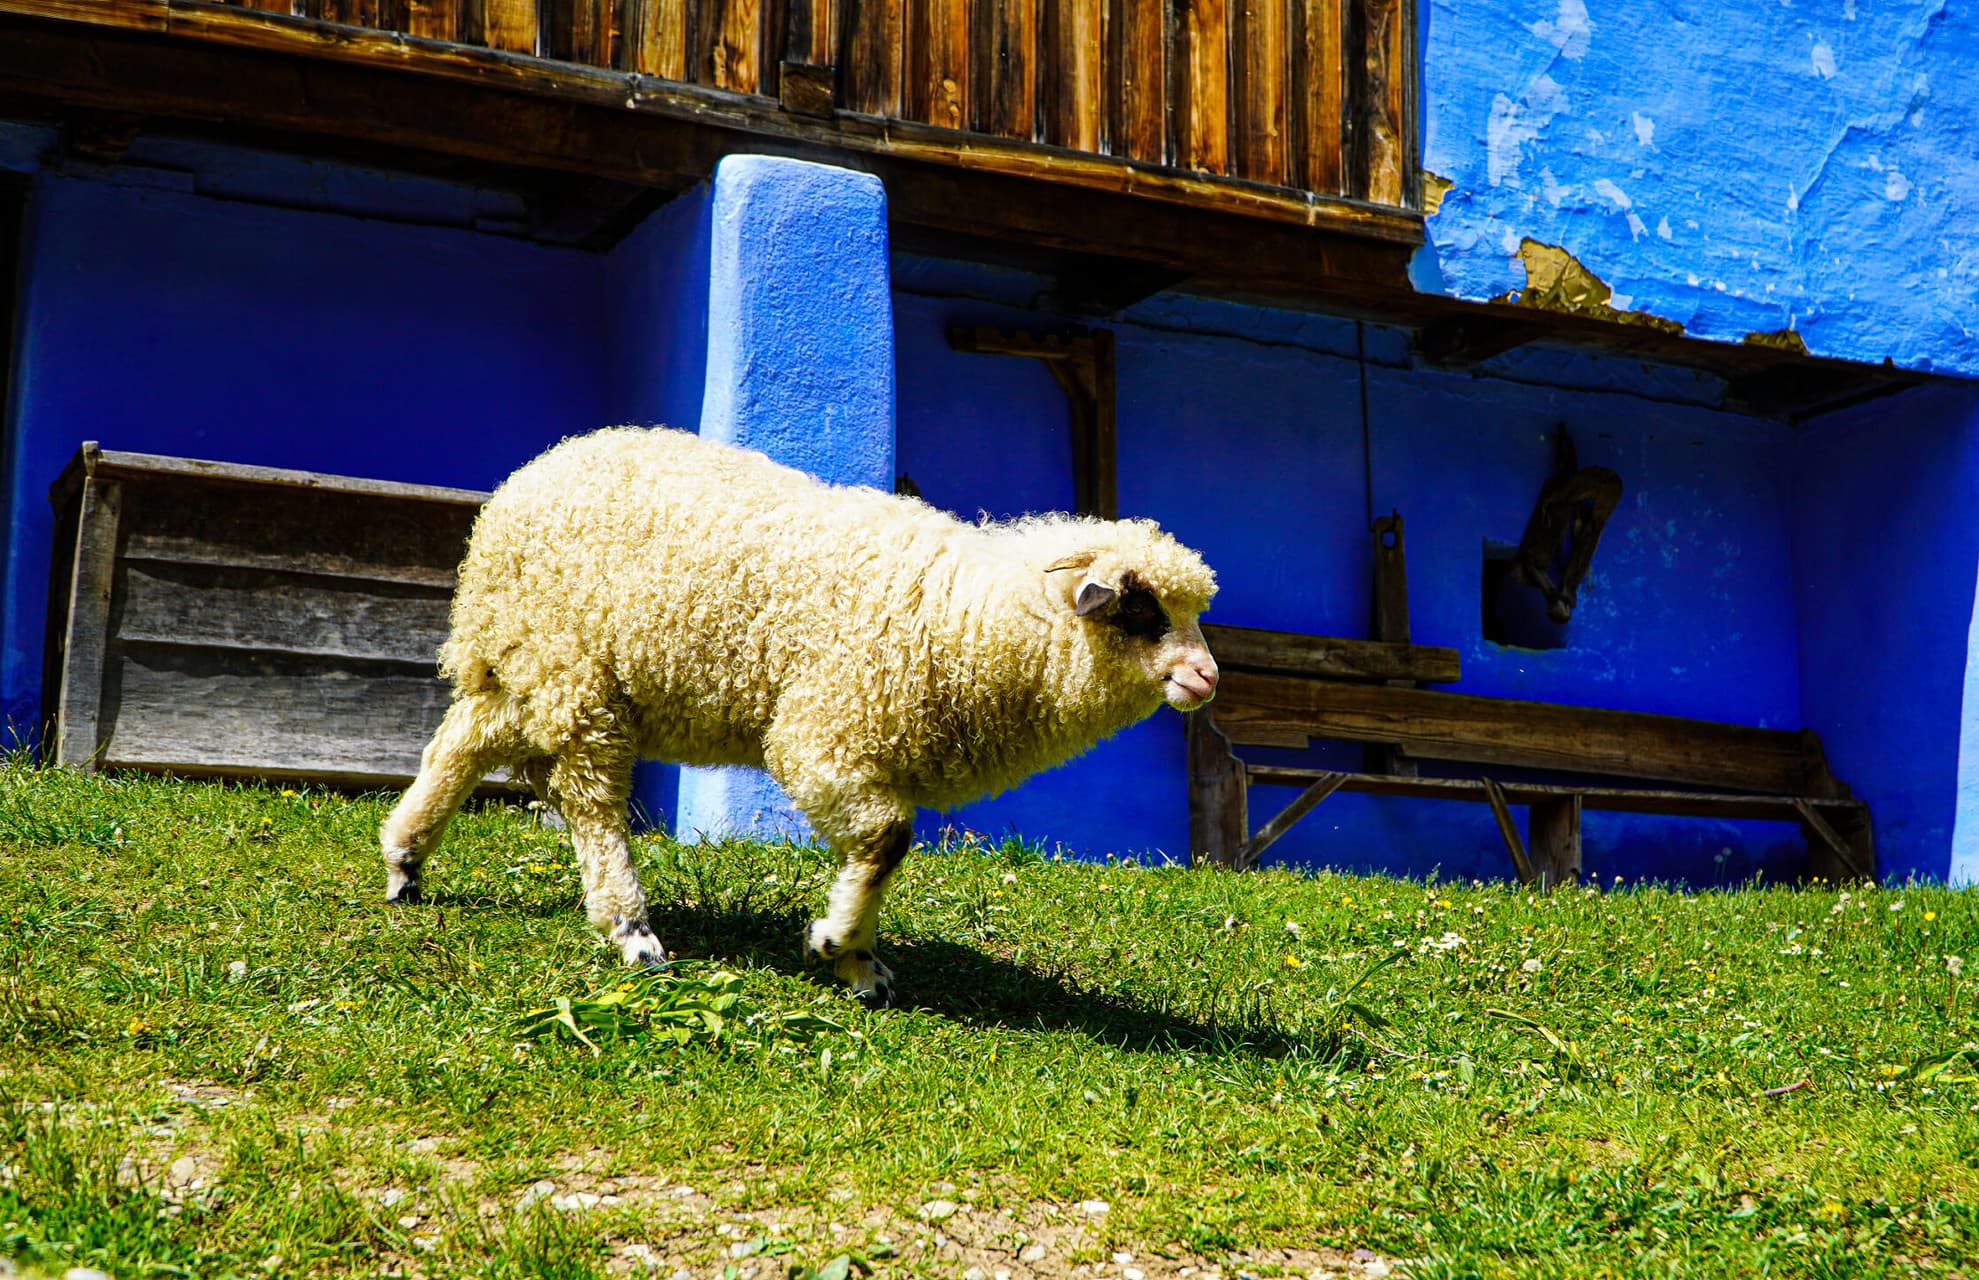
[1949, 955, 1965, 978]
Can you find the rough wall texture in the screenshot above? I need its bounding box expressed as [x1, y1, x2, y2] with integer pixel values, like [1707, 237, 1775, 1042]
[1419, 0, 1979, 376]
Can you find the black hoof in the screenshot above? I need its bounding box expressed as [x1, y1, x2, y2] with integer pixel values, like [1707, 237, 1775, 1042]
[387, 883, 422, 905]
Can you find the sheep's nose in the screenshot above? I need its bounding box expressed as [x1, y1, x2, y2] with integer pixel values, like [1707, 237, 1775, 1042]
[1195, 660, 1219, 690]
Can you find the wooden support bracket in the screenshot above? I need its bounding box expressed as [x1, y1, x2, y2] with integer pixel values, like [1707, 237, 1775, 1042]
[1482, 777, 1538, 886]
[1794, 797, 1873, 883]
[1234, 771, 1346, 871]
[949, 325, 1117, 519]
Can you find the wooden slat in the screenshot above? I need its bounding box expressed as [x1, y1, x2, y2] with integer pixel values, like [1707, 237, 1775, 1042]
[1216, 670, 1816, 795]
[1044, 0, 1101, 150]
[1110, 0, 1166, 163]
[100, 644, 452, 781]
[1201, 623, 1459, 684]
[841, 0, 903, 114]
[978, 0, 1035, 139]
[483, 0, 537, 53]
[54, 476, 122, 770]
[912, 0, 968, 128]
[1347, 0, 1411, 205]
[785, 0, 834, 67]
[1293, 0, 1342, 192]
[1241, 770, 1869, 823]
[628, 0, 690, 76]
[1234, 0, 1287, 184]
[1176, 0, 1228, 173]
[0, 0, 169, 28]
[115, 561, 452, 668]
[705, 0, 759, 89]
[405, 0, 460, 39]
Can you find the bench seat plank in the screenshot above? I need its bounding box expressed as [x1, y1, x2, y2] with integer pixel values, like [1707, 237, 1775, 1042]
[1202, 623, 1461, 684]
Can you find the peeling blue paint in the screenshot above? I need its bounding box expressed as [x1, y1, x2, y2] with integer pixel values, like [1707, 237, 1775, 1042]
[1420, 0, 1979, 375]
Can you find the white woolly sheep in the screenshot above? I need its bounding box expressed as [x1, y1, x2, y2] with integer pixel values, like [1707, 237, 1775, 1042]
[380, 425, 1220, 1006]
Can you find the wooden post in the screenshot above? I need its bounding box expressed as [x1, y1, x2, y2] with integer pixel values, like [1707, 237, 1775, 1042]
[1364, 511, 1417, 777]
[54, 469, 122, 771]
[1528, 793, 1581, 889]
[1187, 708, 1248, 868]
[948, 326, 1117, 520]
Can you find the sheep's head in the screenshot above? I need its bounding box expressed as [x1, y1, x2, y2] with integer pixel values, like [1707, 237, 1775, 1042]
[1045, 521, 1220, 712]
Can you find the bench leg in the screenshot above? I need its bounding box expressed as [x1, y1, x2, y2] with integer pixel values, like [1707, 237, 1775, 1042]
[1187, 709, 1248, 869]
[1530, 794, 1583, 890]
[1796, 799, 1876, 885]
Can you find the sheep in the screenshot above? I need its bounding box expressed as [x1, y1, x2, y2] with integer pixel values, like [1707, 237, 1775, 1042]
[379, 425, 1220, 1006]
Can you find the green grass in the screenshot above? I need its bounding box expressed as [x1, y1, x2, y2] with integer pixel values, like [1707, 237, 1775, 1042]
[1, 760, 1976, 1279]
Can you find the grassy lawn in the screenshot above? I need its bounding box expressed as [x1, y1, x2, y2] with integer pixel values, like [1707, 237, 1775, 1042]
[2, 762, 1976, 1279]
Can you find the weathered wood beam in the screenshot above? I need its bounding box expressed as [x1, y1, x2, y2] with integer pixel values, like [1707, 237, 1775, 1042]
[1413, 314, 1546, 367]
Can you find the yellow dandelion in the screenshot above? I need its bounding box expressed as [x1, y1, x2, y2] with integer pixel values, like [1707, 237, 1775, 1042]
[1816, 1200, 1845, 1221]
[1925, 911, 1938, 922]
[1283, 954, 1304, 969]
[280, 788, 299, 798]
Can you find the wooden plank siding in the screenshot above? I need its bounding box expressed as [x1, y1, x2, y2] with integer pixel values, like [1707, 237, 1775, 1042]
[1, 0, 1422, 234]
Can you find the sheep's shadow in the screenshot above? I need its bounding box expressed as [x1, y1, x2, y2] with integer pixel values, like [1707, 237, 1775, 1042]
[646, 900, 1301, 1058]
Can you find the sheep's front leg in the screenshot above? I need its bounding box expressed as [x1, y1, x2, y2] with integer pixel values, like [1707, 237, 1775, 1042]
[804, 823, 911, 1008]
[549, 741, 667, 969]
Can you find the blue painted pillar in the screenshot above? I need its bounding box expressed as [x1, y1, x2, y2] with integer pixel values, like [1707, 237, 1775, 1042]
[674, 154, 896, 843]
[1953, 564, 1979, 887]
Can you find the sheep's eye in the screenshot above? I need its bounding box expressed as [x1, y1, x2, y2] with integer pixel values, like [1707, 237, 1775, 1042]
[1108, 587, 1169, 642]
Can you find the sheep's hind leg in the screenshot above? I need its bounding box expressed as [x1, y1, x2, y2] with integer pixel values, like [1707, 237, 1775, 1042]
[804, 823, 911, 1009]
[549, 739, 667, 969]
[380, 693, 515, 905]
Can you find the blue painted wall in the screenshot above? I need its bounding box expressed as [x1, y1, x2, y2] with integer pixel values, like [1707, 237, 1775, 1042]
[893, 257, 1907, 884]
[1419, 0, 1979, 376]
[5, 135, 1975, 884]
[0, 172, 612, 739]
[1796, 382, 1979, 883]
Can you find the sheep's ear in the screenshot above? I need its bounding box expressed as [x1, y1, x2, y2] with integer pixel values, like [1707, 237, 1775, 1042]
[1045, 552, 1098, 574]
[1074, 580, 1116, 616]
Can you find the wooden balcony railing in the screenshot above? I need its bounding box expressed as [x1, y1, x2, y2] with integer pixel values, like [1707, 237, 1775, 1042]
[3, 0, 1420, 244]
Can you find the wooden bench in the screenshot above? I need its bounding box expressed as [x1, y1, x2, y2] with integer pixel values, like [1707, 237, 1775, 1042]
[1186, 622, 1875, 885]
